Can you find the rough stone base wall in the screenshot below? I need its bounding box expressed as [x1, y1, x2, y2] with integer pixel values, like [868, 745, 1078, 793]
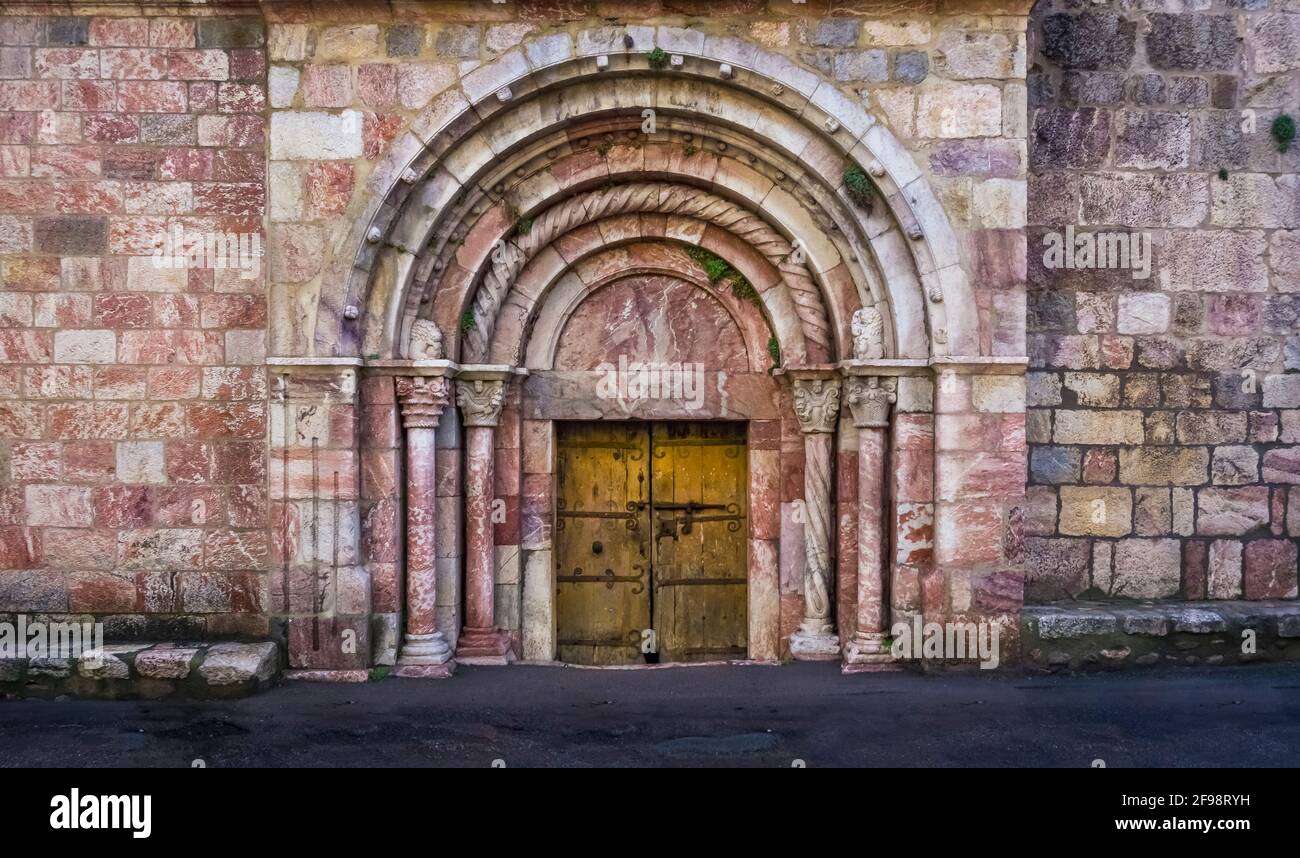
[1025, 0, 1300, 604]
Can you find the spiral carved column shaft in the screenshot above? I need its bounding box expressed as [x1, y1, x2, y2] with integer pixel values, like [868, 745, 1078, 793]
[789, 376, 842, 660]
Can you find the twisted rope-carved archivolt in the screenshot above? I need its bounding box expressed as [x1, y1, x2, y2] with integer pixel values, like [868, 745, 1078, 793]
[460, 182, 832, 362]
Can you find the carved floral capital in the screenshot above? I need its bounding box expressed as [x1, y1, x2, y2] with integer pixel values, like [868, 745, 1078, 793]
[845, 376, 896, 429]
[792, 377, 841, 434]
[396, 375, 450, 430]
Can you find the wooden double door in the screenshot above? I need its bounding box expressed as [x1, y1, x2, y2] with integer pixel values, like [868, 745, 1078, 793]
[555, 421, 748, 665]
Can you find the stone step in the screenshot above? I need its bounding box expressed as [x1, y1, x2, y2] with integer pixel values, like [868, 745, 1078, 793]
[1023, 600, 1300, 672]
[0, 641, 280, 700]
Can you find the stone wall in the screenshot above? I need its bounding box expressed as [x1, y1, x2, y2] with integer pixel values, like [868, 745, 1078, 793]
[0, 1, 1036, 666]
[0, 10, 268, 639]
[1026, 0, 1300, 603]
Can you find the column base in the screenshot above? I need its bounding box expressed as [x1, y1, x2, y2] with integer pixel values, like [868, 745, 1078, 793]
[393, 662, 456, 679]
[789, 624, 841, 661]
[842, 632, 902, 672]
[456, 628, 516, 665]
[397, 632, 453, 666]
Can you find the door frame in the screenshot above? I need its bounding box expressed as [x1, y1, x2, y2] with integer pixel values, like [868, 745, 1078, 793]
[524, 416, 782, 665]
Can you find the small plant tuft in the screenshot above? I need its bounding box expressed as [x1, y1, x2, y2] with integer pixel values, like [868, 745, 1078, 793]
[647, 47, 668, 69]
[687, 246, 731, 284]
[368, 666, 391, 682]
[730, 275, 759, 306]
[843, 162, 876, 210]
[460, 309, 475, 334]
[1271, 114, 1296, 153]
[767, 336, 781, 368]
[514, 216, 533, 236]
[1218, 167, 1229, 181]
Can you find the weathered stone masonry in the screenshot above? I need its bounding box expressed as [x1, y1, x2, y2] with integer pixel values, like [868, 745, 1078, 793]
[0, 0, 1293, 690]
[1026, 0, 1300, 607]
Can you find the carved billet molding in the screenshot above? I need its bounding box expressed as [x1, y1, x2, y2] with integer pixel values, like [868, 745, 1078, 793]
[461, 182, 831, 362]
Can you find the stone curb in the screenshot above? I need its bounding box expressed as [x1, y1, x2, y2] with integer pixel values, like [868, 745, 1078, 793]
[0, 641, 281, 700]
[1023, 600, 1300, 672]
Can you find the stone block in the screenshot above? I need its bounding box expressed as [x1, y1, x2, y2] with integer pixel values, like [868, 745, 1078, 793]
[1211, 446, 1259, 485]
[1197, 486, 1271, 536]
[1117, 293, 1170, 335]
[1112, 538, 1182, 598]
[1146, 14, 1237, 71]
[1040, 12, 1136, 71]
[197, 642, 278, 686]
[269, 111, 363, 161]
[1243, 540, 1299, 599]
[1054, 410, 1144, 445]
[1025, 537, 1091, 601]
[1263, 375, 1300, 408]
[1030, 446, 1080, 484]
[1059, 486, 1132, 537]
[134, 645, 199, 679]
[917, 84, 1002, 139]
[1208, 539, 1243, 599]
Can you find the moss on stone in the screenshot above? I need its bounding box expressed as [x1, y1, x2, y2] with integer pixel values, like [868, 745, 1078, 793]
[843, 162, 875, 210]
[1271, 114, 1295, 153]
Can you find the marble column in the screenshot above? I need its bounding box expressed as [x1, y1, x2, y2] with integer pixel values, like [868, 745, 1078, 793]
[789, 375, 842, 660]
[394, 375, 454, 677]
[842, 375, 898, 668]
[455, 378, 514, 663]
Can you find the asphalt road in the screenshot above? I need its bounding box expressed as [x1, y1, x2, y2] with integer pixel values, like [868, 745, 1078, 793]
[2, 661, 1299, 767]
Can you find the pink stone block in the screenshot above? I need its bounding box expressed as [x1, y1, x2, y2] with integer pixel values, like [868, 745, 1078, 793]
[1243, 539, 1298, 599]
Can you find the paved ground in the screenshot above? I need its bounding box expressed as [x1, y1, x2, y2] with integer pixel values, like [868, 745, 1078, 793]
[3, 661, 1300, 767]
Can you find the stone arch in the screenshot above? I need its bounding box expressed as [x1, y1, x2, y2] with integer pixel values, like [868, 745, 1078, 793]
[317, 33, 976, 364]
[494, 240, 784, 372]
[461, 182, 828, 364]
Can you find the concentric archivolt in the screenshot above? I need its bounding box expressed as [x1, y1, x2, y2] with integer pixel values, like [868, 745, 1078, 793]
[462, 181, 830, 362]
[323, 35, 977, 365]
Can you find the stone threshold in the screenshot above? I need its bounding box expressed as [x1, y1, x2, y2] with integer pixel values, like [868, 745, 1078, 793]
[516, 659, 781, 670]
[0, 641, 280, 700]
[1022, 601, 1300, 672]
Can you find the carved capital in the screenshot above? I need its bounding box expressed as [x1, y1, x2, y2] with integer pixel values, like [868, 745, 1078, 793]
[845, 376, 896, 428]
[456, 379, 505, 428]
[396, 375, 449, 429]
[792, 377, 841, 434]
